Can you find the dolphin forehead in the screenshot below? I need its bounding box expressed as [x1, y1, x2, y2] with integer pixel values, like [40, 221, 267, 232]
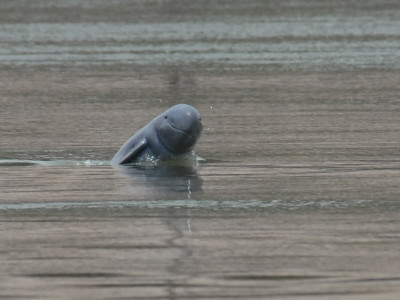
[164, 104, 202, 133]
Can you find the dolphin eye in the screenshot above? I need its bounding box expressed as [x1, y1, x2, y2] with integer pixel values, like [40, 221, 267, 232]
[164, 115, 168, 119]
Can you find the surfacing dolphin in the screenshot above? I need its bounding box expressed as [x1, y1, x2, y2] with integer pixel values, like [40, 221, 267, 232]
[111, 104, 202, 165]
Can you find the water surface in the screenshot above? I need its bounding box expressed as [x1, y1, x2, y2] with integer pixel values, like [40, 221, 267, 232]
[1, 1, 400, 299]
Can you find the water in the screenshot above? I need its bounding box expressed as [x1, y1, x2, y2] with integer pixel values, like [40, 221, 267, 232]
[1, 1, 400, 299]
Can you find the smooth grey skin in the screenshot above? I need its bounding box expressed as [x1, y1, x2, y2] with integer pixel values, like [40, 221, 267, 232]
[111, 104, 202, 165]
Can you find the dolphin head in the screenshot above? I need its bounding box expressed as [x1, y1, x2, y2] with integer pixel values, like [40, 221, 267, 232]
[156, 104, 202, 154]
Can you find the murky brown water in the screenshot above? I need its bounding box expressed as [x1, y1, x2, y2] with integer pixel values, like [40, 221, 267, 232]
[1, 1, 400, 299]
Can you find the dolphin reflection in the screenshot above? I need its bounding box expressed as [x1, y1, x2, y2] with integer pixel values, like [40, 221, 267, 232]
[115, 163, 203, 195]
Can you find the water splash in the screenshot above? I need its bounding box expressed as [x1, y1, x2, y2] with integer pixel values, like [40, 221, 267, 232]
[118, 151, 204, 167]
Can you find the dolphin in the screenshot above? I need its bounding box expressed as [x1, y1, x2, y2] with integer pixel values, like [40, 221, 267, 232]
[111, 104, 202, 165]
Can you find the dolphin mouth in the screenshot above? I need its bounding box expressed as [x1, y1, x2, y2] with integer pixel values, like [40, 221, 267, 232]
[167, 120, 195, 139]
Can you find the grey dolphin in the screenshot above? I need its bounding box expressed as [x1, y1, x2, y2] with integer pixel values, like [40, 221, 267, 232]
[111, 104, 202, 165]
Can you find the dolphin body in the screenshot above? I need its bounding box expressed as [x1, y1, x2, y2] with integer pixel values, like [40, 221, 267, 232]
[111, 104, 202, 165]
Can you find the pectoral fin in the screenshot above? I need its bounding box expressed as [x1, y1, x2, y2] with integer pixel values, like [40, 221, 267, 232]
[119, 138, 147, 164]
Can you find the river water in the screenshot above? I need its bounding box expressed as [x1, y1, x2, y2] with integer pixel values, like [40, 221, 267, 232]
[1, 1, 400, 299]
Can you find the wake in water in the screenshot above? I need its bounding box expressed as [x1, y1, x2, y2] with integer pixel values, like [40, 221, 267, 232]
[0, 198, 375, 211]
[0, 152, 203, 168]
[0, 159, 108, 167]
